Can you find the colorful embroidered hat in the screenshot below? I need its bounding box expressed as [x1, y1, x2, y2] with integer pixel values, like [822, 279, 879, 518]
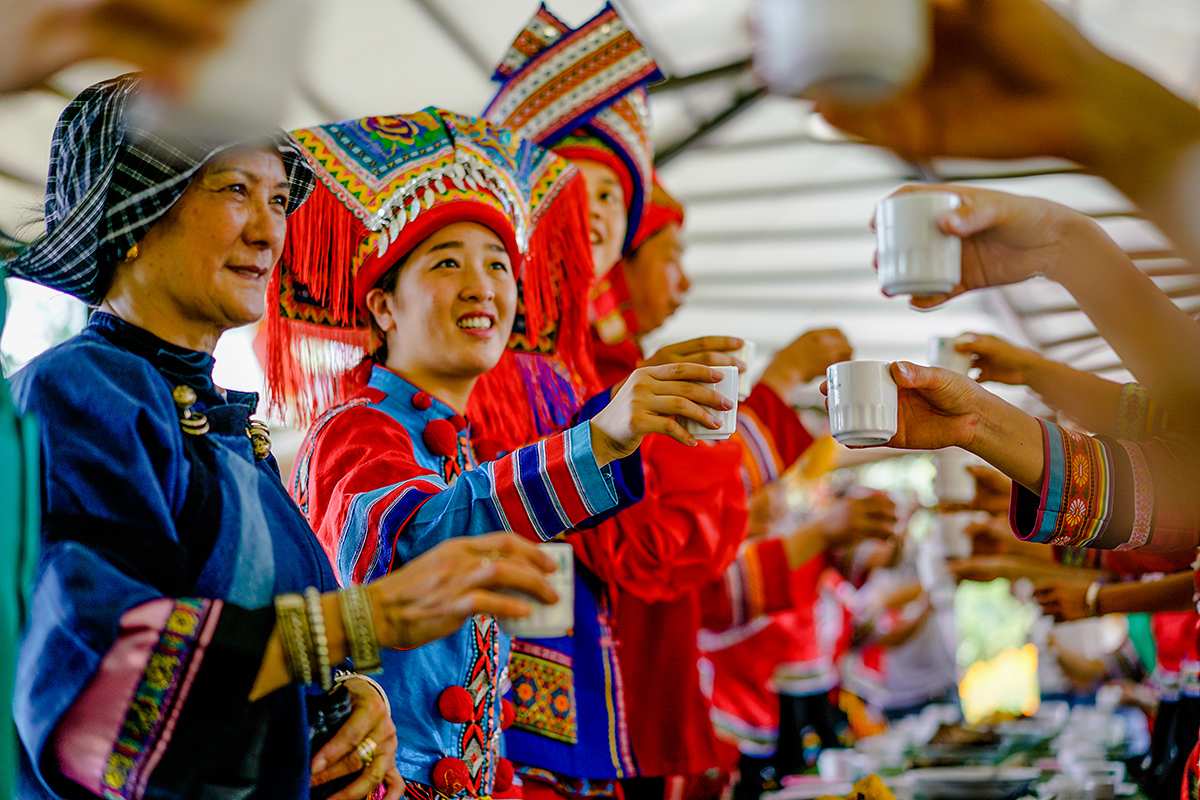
[268, 108, 598, 429]
[483, 3, 662, 255]
[3, 73, 315, 304]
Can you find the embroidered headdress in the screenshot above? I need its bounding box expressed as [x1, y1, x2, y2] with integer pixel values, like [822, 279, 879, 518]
[4, 73, 314, 304]
[483, 3, 662, 255]
[268, 108, 598, 431]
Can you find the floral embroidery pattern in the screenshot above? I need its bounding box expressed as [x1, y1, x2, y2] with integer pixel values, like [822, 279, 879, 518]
[1048, 426, 1111, 547]
[102, 598, 209, 800]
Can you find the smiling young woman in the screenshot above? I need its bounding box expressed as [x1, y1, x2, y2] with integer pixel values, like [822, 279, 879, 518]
[274, 108, 730, 800]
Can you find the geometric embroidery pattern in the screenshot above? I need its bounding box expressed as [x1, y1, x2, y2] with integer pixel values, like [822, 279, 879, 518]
[510, 641, 577, 744]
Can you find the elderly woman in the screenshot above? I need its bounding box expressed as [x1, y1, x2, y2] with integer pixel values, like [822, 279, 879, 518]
[5, 75, 559, 800]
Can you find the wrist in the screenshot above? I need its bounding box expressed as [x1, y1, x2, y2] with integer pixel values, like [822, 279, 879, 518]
[588, 420, 618, 468]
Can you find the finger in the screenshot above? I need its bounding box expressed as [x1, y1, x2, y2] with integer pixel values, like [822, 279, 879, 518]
[311, 687, 384, 775]
[382, 768, 406, 800]
[643, 362, 727, 383]
[473, 560, 559, 605]
[672, 336, 744, 355]
[324, 748, 391, 800]
[312, 721, 392, 784]
[470, 532, 556, 572]
[649, 380, 732, 411]
[645, 395, 725, 428]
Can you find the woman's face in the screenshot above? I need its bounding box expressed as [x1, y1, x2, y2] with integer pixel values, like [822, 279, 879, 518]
[574, 159, 627, 276]
[366, 221, 517, 398]
[110, 148, 290, 347]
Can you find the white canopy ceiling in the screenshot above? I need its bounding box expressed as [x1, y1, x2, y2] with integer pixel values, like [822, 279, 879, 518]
[3, 0, 1200, 412]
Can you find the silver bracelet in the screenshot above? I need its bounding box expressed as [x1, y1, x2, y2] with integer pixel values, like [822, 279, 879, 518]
[275, 593, 313, 685]
[1085, 581, 1103, 617]
[305, 587, 333, 692]
[340, 583, 382, 673]
[334, 673, 392, 716]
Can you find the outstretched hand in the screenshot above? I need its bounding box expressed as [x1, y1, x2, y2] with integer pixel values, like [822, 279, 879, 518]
[760, 328, 853, 399]
[590, 363, 732, 464]
[954, 333, 1040, 385]
[875, 185, 1099, 310]
[367, 533, 558, 650]
[640, 336, 746, 370]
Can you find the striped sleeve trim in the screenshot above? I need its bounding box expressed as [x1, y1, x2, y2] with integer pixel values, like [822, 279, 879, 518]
[343, 478, 443, 582]
[1011, 420, 1115, 547]
[733, 407, 782, 493]
[719, 538, 793, 629]
[486, 422, 619, 542]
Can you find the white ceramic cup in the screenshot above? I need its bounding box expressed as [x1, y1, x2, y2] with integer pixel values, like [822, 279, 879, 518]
[684, 365, 740, 440]
[932, 448, 975, 504]
[929, 335, 972, 374]
[498, 542, 574, 638]
[826, 360, 898, 446]
[753, 0, 929, 106]
[732, 340, 756, 400]
[876, 191, 963, 296]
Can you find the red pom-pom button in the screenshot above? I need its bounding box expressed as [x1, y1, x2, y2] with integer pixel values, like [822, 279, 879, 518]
[500, 698, 516, 730]
[433, 756, 472, 796]
[412, 392, 432, 411]
[423, 418, 459, 459]
[450, 413, 467, 433]
[437, 686, 476, 724]
[493, 758, 515, 792]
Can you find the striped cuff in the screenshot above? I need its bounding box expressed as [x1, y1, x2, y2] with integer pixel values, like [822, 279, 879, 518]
[1011, 419, 1113, 547]
[726, 538, 792, 627]
[488, 422, 620, 541]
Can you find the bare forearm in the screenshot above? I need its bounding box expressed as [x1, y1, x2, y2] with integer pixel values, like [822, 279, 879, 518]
[964, 393, 1046, 495]
[250, 593, 348, 701]
[1096, 571, 1196, 616]
[1023, 358, 1126, 438]
[1048, 216, 1200, 430]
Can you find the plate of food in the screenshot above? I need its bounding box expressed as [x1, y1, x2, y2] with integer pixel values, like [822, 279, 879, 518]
[906, 766, 1041, 800]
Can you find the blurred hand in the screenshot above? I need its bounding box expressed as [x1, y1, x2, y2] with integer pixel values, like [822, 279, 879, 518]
[1033, 581, 1091, 622]
[759, 328, 853, 399]
[591, 363, 732, 463]
[964, 515, 1014, 556]
[747, 482, 789, 540]
[0, 0, 252, 94]
[948, 554, 1013, 583]
[874, 185, 1103, 310]
[640, 336, 745, 371]
[813, 492, 898, 548]
[955, 334, 1042, 386]
[312, 678, 404, 800]
[367, 533, 557, 650]
[812, 0, 1117, 167]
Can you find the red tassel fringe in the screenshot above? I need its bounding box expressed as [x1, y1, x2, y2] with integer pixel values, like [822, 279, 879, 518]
[468, 172, 603, 451]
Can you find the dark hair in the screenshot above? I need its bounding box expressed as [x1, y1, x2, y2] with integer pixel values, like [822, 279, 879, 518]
[368, 251, 410, 365]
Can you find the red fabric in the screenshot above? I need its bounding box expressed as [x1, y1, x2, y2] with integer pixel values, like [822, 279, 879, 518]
[1101, 548, 1197, 576]
[628, 176, 685, 252]
[1153, 611, 1200, 673]
[698, 539, 794, 633]
[571, 435, 748, 603]
[735, 384, 815, 488]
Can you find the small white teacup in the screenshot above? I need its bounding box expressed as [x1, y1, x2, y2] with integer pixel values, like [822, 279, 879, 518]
[684, 365, 740, 440]
[826, 360, 898, 446]
[876, 191, 962, 297]
[498, 542, 574, 639]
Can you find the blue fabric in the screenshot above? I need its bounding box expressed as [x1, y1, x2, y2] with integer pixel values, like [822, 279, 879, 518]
[312, 366, 641, 793]
[11, 313, 337, 800]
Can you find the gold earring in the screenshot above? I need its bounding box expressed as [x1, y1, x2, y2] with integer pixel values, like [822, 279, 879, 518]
[123, 243, 139, 262]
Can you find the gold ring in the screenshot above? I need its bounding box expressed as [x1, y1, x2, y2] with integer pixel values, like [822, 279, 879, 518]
[355, 736, 377, 768]
[480, 549, 505, 568]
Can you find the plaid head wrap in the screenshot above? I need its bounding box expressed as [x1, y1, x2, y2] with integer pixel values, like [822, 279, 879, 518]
[269, 108, 599, 431]
[4, 73, 314, 304]
[483, 3, 662, 255]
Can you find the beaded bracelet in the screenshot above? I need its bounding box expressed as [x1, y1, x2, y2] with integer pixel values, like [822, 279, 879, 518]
[305, 587, 333, 692]
[340, 584, 382, 673]
[275, 593, 314, 685]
